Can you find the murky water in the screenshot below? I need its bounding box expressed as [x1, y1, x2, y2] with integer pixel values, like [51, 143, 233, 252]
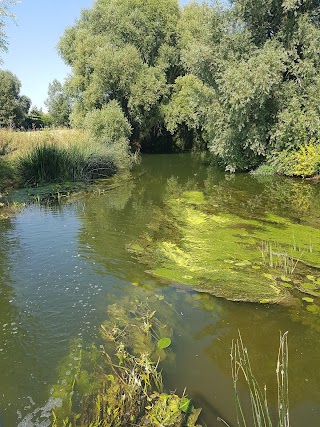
[1, 154, 320, 426]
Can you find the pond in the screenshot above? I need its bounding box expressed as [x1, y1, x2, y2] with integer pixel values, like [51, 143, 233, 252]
[0, 153, 320, 426]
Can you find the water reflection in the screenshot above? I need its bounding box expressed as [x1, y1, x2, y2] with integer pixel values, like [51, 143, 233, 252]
[0, 154, 320, 425]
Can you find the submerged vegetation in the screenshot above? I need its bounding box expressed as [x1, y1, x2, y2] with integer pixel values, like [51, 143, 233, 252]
[26, 296, 290, 427]
[47, 299, 202, 427]
[128, 178, 320, 305]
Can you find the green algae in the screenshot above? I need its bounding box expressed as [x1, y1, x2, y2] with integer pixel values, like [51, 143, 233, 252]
[301, 282, 318, 291]
[128, 184, 320, 304]
[306, 304, 320, 315]
[182, 191, 206, 205]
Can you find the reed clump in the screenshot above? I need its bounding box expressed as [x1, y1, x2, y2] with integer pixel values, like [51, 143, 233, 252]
[17, 143, 117, 186]
[1, 128, 133, 188]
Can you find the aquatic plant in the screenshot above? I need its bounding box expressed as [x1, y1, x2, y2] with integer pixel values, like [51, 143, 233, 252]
[51, 299, 201, 427]
[259, 241, 300, 276]
[218, 332, 289, 427]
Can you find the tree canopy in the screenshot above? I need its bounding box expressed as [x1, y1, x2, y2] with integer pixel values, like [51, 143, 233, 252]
[45, 79, 71, 127]
[0, 70, 31, 128]
[0, 0, 17, 60]
[59, 0, 320, 171]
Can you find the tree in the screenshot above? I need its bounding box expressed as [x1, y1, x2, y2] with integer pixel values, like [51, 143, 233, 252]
[45, 79, 71, 127]
[173, 0, 320, 170]
[0, 70, 31, 128]
[0, 0, 17, 60]
[58, 0, 180, 149]
[24, 106, 52, 129]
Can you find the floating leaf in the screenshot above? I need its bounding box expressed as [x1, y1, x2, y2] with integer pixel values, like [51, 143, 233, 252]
[306, 275, 315, 282]
[157, 337, 171, 349]
[179, 397, 193, 413]
[281, 282, 292, 288]
[260, 299, 270, 304]
[280, 275, 291, 282]
[302, 297, 314, 303]
[301, 282, 318, 290]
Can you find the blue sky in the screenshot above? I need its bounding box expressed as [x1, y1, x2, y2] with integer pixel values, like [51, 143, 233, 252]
[1, 0, 190, 111]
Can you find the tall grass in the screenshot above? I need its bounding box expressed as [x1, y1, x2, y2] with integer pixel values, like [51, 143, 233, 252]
[18, 143, 117, 186]
[0, 128, 133, 187]
[0, 128, 89, 156]
[218, 332, 289, 427]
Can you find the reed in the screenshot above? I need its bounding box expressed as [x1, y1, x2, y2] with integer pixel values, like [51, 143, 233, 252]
[260, 241, 301, 275]
[0, 128, 89, 156]
[218, 331, 289, 427]
[18, 143, 117, 186]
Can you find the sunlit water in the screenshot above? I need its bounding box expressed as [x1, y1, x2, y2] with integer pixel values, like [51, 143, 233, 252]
[0, 154, 320, 426]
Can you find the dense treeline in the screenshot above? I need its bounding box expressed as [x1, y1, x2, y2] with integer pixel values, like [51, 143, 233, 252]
[58, 0, 320, 174]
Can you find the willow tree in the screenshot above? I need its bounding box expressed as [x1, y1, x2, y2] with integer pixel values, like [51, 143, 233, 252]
[164, 0, 320, 170]
[59, 0, 180, 149]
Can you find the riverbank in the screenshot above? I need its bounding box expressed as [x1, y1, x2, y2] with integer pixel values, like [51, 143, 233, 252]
[0, 127, 134, 213]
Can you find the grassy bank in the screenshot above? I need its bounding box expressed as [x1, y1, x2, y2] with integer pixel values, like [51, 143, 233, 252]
[0, 128, 133, 204]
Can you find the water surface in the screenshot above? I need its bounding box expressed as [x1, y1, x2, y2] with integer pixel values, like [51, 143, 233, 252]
[0, 154, 320, 426]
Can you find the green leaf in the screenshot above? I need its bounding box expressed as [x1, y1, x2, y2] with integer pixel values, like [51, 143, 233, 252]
[157, 337, 171, 349]
[302, 297, 314, 303]
[179, 397, 193, 413]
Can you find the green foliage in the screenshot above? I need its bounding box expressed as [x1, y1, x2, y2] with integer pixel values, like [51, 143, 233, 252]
[157, 337, 171, 349]
[0, 0, 17, 58]
[83, 101, 131, 144]
[18, 143, 117, 186]
[0, 70, 31, 128]
[83, 101, 132, 169]
[25, 106, 52, 129]
[45, 79, 71, 127]
[58, 0, 320, 165]
[58, 0, 180, 150]
[0, 157, 16, 190]
[164, 74, 215, 136]
[269, 141, 320, 177]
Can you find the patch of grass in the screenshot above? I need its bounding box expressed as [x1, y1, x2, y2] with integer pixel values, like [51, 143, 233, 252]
[0, 128, 134, 191]
[18, 143, 117, 186]
[0, 157, 17, 191]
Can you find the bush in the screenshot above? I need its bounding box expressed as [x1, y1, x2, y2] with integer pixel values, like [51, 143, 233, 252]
[269, 141, 320, 177]
[83, 101, 133, 170]
[83, 101, 132, 144]
[250, 163, 276, 176]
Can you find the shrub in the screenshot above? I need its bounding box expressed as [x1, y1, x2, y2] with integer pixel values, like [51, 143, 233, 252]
[250, 163, 276, 176]
[269, 141, 320, 177]
[83, 101, 132, 144]
[83, 101, 133, 170]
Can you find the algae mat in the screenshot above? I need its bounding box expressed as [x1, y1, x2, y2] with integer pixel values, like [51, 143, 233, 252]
[128, 186, 320, 304]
